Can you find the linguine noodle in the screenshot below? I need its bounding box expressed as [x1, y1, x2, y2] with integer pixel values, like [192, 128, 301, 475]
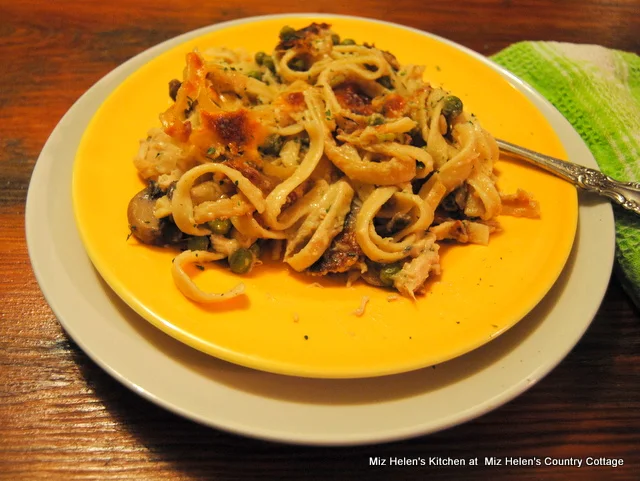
[127, 23, 539, 302]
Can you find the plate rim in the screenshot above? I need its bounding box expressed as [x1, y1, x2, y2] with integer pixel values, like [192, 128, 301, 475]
[71, 14, 578, 379]
[25, 13, 615, 445]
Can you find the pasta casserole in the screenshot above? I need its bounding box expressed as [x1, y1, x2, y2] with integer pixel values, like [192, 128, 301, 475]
[126, 23, 539, 303]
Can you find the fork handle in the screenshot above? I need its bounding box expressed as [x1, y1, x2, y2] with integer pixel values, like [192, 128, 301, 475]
[497, 139, 640, 216]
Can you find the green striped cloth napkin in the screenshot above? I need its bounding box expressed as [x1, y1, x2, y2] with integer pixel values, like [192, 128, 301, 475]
[491, 42, 640, 308]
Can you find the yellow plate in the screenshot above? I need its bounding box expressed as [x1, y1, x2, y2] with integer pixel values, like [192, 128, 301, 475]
[73, 16, 577, 379]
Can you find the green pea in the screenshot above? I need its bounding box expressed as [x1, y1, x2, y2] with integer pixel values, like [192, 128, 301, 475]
[207, 218, 231, 236]
[379, 264, 402, 287]
[247, 70, 263, 81]
[331, 33, 340, 45]
[262, 55, 276, 74]
[288, 57, 306, 71]
[229, 248, 253, 274]
[279, 25, 297, 42]
[341, 38, 356, 45]
[442, 95, 463, 120]
[259, 134, 284, 156]
[255, 51, 267, 65]
[249, 242, 261, 259]
[187, 236, 209, 251]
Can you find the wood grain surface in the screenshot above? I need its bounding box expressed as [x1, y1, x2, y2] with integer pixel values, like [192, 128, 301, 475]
[1, 0, 639, 479]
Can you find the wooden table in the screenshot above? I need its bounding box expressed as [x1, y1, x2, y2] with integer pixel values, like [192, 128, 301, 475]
[2, 0, 639, 479]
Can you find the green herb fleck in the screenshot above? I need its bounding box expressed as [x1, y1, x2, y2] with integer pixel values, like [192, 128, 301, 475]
[368, 114, 384, 126]
[247, 70, 263, 81]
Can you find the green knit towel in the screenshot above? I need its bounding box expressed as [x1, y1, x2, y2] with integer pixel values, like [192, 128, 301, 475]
[491, 42, 640, 308]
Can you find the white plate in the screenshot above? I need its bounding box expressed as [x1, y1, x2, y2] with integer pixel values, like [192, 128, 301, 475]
[25, 14, 614, 446]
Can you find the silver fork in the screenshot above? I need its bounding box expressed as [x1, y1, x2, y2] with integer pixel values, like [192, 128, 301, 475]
[497, 139, 640, 216]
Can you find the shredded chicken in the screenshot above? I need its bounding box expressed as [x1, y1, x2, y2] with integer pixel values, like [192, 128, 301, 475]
[393, 242, 441, 299]
[430, 220, 497, 245]
[500, 189, 541, 218]
[353, 296, 370, 317]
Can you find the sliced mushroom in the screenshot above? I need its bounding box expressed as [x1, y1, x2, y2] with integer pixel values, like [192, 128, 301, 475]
[127, 187, 164, 245]
[360, 263, 385, 287]
[375, 212, 412, 237]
